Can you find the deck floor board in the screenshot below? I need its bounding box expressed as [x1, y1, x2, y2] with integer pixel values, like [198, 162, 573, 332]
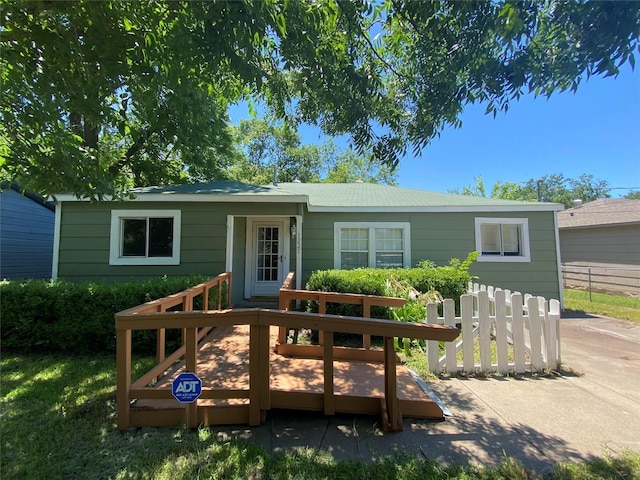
[133, 324, 438, 414]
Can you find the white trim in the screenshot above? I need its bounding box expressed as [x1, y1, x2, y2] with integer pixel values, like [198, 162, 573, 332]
[55, 193, 309, 204]
[553, 211, 564, 308]
[225, 215, 234, 272]
[474, 217, 531, 263]
[53, 193, 563, 213]
[109, 209, 181, 265]
[51, 203, 62, 279]
[245, 218, 290, 297]
[294, 215, 302, 290]
[311, 204, 563, 213]
[334, 222, 411, 269]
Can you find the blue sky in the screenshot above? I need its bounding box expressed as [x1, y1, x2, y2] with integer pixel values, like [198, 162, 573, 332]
[396, 65, 640, 197]
[231, 65, 640, 197]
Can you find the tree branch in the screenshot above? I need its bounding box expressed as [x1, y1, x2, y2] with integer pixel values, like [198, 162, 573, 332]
[335, 1, 410, 81]
[109, 127, 158, 174]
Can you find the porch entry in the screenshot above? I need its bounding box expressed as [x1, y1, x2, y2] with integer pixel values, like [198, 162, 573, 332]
[246, 218, 290, 297]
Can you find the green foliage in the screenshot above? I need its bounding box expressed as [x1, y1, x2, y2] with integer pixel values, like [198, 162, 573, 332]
[3, 352, 639, 479]
[227, 119, 398, 185]
[0, 276, 224, 354]
[305, 253, 476, 319]
[321, 148, 398, 185]
[2, 1, 638, 197]
[451, 174, 611, 208]
[624, 190, 640, 199]
[564, 289, 640, 324]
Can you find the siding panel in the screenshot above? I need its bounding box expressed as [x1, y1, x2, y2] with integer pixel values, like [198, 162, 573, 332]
[0, 189, 54, 279]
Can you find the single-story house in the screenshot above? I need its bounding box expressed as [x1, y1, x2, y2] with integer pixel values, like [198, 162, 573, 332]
[557, 198, 640, 266]
[52, 181, 564, 303]
[1, 181, 55, 280]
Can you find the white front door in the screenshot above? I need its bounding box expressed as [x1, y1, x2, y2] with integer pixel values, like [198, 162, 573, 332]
[247, 219, 289, 297]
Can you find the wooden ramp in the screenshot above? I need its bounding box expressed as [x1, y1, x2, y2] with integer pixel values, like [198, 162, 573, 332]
[116, 273, 459, 432]
[130, 324, 446, 429]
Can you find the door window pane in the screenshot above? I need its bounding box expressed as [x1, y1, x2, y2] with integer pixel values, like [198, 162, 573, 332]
[257, 226, 279, 282]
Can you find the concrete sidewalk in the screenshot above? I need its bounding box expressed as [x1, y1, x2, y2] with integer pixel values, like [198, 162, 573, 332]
[213, 315, 640, 472]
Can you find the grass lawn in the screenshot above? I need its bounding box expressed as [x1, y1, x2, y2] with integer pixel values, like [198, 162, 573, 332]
[563, 289, 640, 323]
[2, 353, 639, 479]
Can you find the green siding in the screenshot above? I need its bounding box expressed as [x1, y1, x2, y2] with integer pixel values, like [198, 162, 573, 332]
[58, 201, 560, 301]
[300, 210, 560, 300]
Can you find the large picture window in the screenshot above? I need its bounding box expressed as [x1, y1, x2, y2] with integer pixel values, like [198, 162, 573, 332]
[334, 222, 410, 269]
[110, 210, 181, 265]
[474, 217, 530, 262]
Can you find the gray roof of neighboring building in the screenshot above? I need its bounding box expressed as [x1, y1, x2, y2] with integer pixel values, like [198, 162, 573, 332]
[557, 198, 640, 229]
[1, 181, 55, 211]
[124, 181, 562, 212]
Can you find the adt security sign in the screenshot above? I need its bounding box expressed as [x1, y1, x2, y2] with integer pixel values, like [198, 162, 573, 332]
[172, 372, 202, 403]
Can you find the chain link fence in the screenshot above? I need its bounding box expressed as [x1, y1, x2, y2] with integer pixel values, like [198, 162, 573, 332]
[561, 264, 640, 298]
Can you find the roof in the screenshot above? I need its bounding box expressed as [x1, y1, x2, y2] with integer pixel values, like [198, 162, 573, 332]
[57, 181, 563, 213]
[1, 181, 55, 211]
[557, 198, 640, 229]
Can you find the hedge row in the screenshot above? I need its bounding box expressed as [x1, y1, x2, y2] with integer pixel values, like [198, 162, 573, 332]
[305, 256, 476, 320]
[0, 276, 222, 354]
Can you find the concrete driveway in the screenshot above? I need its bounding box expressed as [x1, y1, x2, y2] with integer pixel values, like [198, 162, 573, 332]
[212, 314, 640, 472]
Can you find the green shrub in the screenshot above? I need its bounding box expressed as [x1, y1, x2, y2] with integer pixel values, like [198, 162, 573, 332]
[305, 253, 477, 320]
[0, 275, 225, 354]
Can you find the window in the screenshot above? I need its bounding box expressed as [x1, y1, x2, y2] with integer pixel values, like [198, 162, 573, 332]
[334, 223, 410, 269]
[474, 217, 530, 262]
[110, 210, 181, 265]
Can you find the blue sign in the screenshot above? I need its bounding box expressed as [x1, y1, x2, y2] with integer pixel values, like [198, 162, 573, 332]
[172, 372, 202, 403]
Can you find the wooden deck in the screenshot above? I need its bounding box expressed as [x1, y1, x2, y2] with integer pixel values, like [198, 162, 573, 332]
[116, 273, 459, 431]
[131, 323, 446, 427]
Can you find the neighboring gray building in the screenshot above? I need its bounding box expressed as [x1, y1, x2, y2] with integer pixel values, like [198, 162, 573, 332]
[558, 198, 640, 266]
[0, 181, 55, 280]
[558, 198, 640, 295]
[53, 181, 564, 302]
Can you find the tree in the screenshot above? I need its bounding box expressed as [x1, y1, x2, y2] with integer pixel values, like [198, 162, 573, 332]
[625, 190, 640, 199]
[227, 119, 323, 184]
[2, 1, 639, 197]
[227, 119, 397, 185]
[452, 173, 611, 207]
[323, 150, 398, 185]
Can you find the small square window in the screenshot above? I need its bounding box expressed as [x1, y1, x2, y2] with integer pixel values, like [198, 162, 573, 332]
[110, 210, 181, 265]
[475, 218, 530, 262]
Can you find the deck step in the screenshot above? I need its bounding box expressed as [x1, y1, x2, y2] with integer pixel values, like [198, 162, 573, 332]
[234, 297, 279, 309]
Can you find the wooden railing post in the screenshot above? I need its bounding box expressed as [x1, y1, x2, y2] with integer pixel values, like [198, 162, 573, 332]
[318, 294, 327, 345]
[185, 326, 198, 428]
[362, 298, 371, 349]
[249, 318, 269, 425]
[383, 336, 400, 431]
[156, 304, 166, 381]
[323, 331, 335, 415]
[203, 284, 209, 311]
[116, 326, 131, 430]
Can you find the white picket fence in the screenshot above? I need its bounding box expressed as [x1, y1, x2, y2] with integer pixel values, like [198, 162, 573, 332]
[426, 283, 561, 374]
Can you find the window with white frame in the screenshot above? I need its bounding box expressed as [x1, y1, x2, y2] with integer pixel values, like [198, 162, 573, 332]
[474, 217, 530, 262]
[109, 210, 181, 265]
[334, 222, 410, 269]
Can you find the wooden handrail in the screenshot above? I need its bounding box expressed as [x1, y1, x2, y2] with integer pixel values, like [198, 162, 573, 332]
[116, 307, 458, 432]
[278, 271, 407, 349]
[117, 272, 232, 387]
[116, 272, 459, 432]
